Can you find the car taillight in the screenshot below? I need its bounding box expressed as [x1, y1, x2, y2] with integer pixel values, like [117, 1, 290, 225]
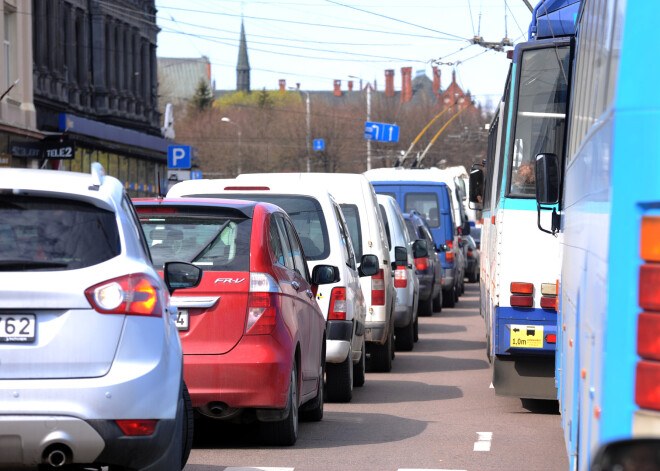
[115, 420, 158, 436]
[415, 257, 429, 271]
[394, 266, 407, 288]
[636, 216, 660, 411]
[467, 249, 473, 257]
[510, 282, 533, 308]
[329, 287, 347, 320]
[85, 273, 163, 317]
[540, 282, 558, 311]
[246, 273, 281, 335]
[446, 239, 453, 249]
[445, 241, 454, 264]
[371, 269, 385, 306]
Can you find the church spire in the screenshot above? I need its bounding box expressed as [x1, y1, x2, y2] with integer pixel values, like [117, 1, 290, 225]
[237, 20, 250, 92]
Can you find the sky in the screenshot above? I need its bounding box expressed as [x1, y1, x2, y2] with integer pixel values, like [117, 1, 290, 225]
[154, 0, 535, 109]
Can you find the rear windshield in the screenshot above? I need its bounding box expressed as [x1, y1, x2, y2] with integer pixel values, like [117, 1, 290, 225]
[340, 204, 363, 258]
[217, 194, 330, 261]
[404, 192, 441, 228]
[139, 209, 251, 271]
[0, 195, 120, 271]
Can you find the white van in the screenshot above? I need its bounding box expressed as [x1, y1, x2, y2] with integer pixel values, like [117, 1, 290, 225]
[167, 175, 379, 401]
[376, 194, 420, 351]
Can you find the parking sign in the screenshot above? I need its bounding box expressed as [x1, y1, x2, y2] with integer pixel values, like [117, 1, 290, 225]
[168, 145, 191, 169]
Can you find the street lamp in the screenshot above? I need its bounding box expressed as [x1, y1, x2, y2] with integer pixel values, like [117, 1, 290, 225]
[288, 87, 312, 172]
[221, 117, 242, 174]
[349, 75, 372, 170]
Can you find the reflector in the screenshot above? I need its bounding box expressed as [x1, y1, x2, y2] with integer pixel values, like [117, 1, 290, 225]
[641, 216, 660, 262]
[635, 361, 660, 411]
[511, 282, 533, 294]
[510, 295, 533, 307]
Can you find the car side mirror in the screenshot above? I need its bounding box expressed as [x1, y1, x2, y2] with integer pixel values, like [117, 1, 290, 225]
[394, 246, 407, 267]
[311, 264, 340, 285]
[164, 262, 203, 295]
[535, 153, 560, 205]
[469, 166, 484, 210]
[412, 239, 428, 258]
[461, 220, 471, 236]
[358, 254, 379, 277]
[591, 438, 660, 471]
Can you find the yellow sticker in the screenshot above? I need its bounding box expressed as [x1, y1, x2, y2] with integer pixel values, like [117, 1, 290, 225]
[509, 324, 544, 348]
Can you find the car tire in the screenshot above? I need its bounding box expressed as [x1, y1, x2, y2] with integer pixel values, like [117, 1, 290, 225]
[353, 340, 366, 387]
[395, 318, 414, 351]
[369, 329, 393, 372]
[181, 382, 194, 468]
[442, 288, 455, 308]
[432, 289, 443, 313]
[455, 284, 460, 302]
[326, 348, 353, 403]
[418, 295, 433, 317]
[260, 362, 298, 446]
[300, 355, 324, 421]
[413, 315, 419, 342]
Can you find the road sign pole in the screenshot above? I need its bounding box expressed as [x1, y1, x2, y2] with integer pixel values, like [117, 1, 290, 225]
[367, 86, 371, 171]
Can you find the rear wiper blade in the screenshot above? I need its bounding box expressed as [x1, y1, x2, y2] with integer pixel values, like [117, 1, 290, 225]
[0, 260, 70, 270]
[189, 221, 231, 263]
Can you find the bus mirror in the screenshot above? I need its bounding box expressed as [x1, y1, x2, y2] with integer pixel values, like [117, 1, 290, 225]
[469, 167, 484, 210]
[590, 438, 660, 471]
[535, 153, 560, 205]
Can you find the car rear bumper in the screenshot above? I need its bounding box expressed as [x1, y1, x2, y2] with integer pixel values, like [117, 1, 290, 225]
[442, 269, 456, 289]
[0, 415, 177, 469]
[365, 321, 387, 344]
[184, 335, 292, 411]
[394, 304, 413, 327]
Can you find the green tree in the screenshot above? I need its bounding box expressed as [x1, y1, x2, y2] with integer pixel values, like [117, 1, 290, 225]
[190, 78, 214, 111]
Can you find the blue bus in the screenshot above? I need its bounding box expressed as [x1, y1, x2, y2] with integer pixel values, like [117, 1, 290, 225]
[469, 0, 579, 400]
[534, 0, 660, 469]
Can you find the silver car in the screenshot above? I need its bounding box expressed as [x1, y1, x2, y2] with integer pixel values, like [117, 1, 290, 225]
[0, 164, 201, 470]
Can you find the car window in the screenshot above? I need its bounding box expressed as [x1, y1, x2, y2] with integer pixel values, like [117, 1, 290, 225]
[139, 208, 251, 271]
[269, 215, 286, 266]
[379, 204, 391, 249]
[220, 194, 329, 261]
[274, 214, 295, 271]
[404, 192, 440, 228]
[283, 218, 310, 282]
[404, 218, 417, 241]
[122, 195, 151, 262]
[334, 204, 356, 270]
[420, 226, 435, 249]
[0, 195, 120, 271]
[340, 203, 363, 259]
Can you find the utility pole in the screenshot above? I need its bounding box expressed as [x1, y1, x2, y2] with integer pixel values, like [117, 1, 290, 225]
[367, 85, 372, 171]
[305, 91, 311, 172]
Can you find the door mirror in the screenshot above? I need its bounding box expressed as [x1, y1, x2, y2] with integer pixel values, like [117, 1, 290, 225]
[358, 254, 379, 277]
[535, 153, 560, 205]
[311, 264, 340, 285]
[412, 239, 428, 258]
[591, 438, 660, 471]
[164, 262, 203, 294]
[461, 220, 471, 236]
[437, 244, 449, 253]
[394, 246, 407, 267]
[469, 166, 484, 209]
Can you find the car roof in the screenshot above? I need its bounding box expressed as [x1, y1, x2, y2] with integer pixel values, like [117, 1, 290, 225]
[132, 197, 267, 218]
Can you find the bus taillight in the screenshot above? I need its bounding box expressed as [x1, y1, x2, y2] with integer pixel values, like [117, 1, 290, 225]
[511, 282, 533, 307]
[635, 361, 660, 411]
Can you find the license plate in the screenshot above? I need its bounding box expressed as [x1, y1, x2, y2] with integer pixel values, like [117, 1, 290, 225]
[175, 309, 189, 331]
[0, 314, 36, 343]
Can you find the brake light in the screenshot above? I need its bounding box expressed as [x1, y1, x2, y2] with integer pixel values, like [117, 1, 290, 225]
[136, 206, 179, 214]
[445, 251, 454, 264]
[510, 295, 533, 308]
[246, 273, 281, 335]
[446, 239, 453, 249]
[639, 264, 660, 311]
[638, 313, 660, 361]
[394, 266, 407, 288]
[415, 257, 429, 271]
[85, 274, 163, 317]
[115, 420, 157, 436]
[635, 361, 660, 411]
[467, 249, 473, 257]
[329, 287, 347, 320]
[371, 269, 385, 306]
[224, 186, 270, 190]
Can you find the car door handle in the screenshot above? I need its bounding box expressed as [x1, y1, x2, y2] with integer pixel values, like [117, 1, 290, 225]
[306, 289, 314, 299]
[292, 281, 300, 290]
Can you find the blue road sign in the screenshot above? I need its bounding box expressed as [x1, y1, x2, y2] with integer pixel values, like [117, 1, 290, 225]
[313, 139, 325, 151]
[191, 170, 202, 180]
[168, 145, 191, 169]
[364, 121, 400, 143]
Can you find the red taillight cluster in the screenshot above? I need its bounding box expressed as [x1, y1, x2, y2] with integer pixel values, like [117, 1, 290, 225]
[445, 240, 454, 264]
[415, 257, 429, 271]
[85, 274, 163, 317]
[635, 216, 660, 411]
[394, 266, 407, 288]
[371, 269, 385, 306]
[329, 287, 347, 320]
[245, 273, 281, 335]
[115, 420, 157, 436]
[510, 282, 533, 308]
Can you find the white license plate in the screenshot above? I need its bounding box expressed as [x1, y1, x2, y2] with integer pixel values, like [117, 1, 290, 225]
[0, 313, 36, 343]
[175, 309, 189, 331]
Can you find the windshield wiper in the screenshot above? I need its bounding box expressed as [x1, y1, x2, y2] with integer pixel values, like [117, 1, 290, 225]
[189, 221, 231, 263]
[0, 260, 70, 271]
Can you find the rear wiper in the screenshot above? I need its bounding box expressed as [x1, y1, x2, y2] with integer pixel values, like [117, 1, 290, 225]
[0, 260, 70, 270]
[189, 221, 231, 263]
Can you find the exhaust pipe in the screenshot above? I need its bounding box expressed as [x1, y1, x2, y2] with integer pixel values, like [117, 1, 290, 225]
[42, 444, 71, 468]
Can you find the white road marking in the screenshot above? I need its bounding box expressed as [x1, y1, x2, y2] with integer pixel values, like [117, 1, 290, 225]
[224, 468, 294, 471]
[473, 431, 493, 451]
[399, 469, 467, 471]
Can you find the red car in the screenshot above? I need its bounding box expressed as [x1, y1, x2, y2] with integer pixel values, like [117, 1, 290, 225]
[134, 198, 338, 446]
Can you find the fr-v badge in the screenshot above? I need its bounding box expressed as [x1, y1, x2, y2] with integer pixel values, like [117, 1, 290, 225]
[215, 278, 245, 284]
